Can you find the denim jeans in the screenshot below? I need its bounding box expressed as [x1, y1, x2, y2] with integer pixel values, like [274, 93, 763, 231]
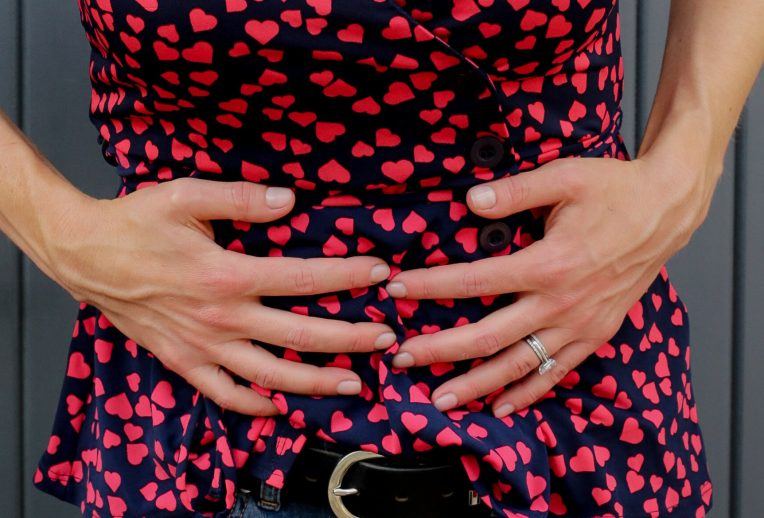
[227, 485, 335, 518]
[226, 482, 501, 518]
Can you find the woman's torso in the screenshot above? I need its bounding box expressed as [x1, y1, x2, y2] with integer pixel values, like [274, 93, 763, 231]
[32, 1, 713, 517]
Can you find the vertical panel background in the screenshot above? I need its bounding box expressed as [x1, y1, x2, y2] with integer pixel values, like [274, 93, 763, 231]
[0, 1, 760, 516]
[628, 3, 736, 517]
[0, 0, 22, 516]
[738, 70, 764, 518]
[17, 1, 117, 517]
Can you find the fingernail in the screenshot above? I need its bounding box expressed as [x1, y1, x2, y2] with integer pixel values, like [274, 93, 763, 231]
[433, 393, 458, 412]
[265, 187, 294, 208]
[337, 380, 362, 395]
[374, 332, 396, 350]
[385, 282, 407, 298]
[494, 403, 515, 418]
[392, 352, 414, 368]
[469, 185, 496, 210]
[370, 264, 391, 283]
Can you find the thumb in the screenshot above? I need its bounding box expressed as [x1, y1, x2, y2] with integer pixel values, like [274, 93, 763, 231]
[164, 178, 295, 223]
[466, 159, 571, 218]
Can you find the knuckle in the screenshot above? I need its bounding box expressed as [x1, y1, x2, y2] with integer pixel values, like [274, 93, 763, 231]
[167, 180, 191, 211]
[254, 368, 282, 390]
[291, 266, 318, 294]
[553, 292, 579, 314]
[194, 304, 230, 329]
[158, 346, 183, 373]
[309, 375, 329, 396]
[573, 307, 601, 332]
[504, 354, 536, 379]
[473, 331, 504, 357]
[601, 318, 623, 340]
[226, 181, 254, 216]
[198, 265, 237, 295]
[459, 269, 490, 298]
[557, 161, 586, 194]
[543, 255, 572, 285]
[548, 361, 569, 384]
[345, 325, 367, 353]
[499, 177, 530, 208]
[284, 325, 313, 351]
[460, 380, 484, 403]
[345, 263, 362, 289]
[417, 278, 435, 299]
[420, 344, 441, 366]
[211, 391, 234, 411]
[540, 253, 573, 288]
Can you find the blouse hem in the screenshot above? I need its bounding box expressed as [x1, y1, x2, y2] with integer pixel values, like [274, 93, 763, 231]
[33, 467, 713, 518]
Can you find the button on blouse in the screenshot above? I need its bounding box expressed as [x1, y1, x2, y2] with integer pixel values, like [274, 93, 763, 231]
[32, 1, 714, 517]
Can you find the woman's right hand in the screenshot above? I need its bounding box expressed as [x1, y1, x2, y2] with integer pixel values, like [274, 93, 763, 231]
[47, 177, 395, 416]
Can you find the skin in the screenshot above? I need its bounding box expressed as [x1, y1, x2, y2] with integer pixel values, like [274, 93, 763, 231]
[387, 0, 764, 417]
[0, 114, 397, 417]
[0, 0, 761, 423]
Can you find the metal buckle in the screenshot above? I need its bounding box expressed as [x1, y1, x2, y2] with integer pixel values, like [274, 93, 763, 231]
[327, 450, 384, 518]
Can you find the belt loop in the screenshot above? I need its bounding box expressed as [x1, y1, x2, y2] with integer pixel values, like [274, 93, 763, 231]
[257, 480, 282, 511]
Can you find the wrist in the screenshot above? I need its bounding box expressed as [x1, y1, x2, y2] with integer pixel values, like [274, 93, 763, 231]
[2, 143, 101, 299]
[637, 92, 725, 172]
[41, 193, 104, 302]
[635, 101, 726, 239]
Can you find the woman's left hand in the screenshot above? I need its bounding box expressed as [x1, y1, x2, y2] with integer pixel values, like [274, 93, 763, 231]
[385, 152, 718, 417]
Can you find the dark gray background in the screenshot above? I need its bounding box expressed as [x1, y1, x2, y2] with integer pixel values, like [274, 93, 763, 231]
[0, 1, 761, 517]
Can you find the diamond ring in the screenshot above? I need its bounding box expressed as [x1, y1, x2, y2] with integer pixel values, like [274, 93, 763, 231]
[523, 333, 557, 375]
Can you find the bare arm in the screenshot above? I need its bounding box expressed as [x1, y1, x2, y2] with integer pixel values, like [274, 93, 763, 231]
[0, 109, 396, 414]
[0, 109, 95, 289]
[384, 0, 764, 415]
[636, 0, 764, 225]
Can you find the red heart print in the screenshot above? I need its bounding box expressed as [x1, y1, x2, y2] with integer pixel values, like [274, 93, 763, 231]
[401, 412, 428, 434]
[244, 20, 280, 45]
[570, 446, 595, 472]
[104, 393, 134, 420]
[66, 352, 91, 379]
[189, 8, 218, 32]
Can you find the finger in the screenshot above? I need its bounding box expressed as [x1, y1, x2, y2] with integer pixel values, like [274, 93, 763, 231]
[183, 362, 280, 416]
[225, 254, 391, 296]
[216, 339, 365, 396]
[427, 328, 569, 412]
[392, 295, 542, 367]
[491, 340, 594, 417]
[385, 244, 549, 299]
[239, 304, 397, 353]
[165, 177, 295, 223]
[466, 159, 576, 217]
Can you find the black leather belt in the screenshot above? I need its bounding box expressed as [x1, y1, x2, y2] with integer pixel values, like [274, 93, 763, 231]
[237, 441, 496, 518]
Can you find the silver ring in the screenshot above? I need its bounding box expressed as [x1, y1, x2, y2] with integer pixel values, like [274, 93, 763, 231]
[523, 333, 557, 375]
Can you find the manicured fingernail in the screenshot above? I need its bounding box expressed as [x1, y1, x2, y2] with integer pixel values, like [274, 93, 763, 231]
[374, 332, 396, 349]
[469, 185, 496, 210]
[392, 352, 414, 368]
[265, 187, 294, 208]
[494, 403, 515, 418]
[337, 380, 362, 395]
[385, 282, 407, 298]
[370, 264, 391, 283]
[433, 393, 458, 412]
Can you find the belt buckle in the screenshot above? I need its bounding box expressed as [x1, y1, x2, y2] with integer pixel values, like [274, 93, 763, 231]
[327, 450, 384, 518]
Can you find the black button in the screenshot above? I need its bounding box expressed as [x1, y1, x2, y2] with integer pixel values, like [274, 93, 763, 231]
[478, 222, 512, 253]
[470, 136, 504, 168]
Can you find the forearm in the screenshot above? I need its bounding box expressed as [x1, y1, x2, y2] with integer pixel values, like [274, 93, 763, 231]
[636, 0, 764, 197]
[0, 109, 96, 285]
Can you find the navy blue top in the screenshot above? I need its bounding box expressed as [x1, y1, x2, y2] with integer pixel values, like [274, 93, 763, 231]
[34, 1, 713, 516]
